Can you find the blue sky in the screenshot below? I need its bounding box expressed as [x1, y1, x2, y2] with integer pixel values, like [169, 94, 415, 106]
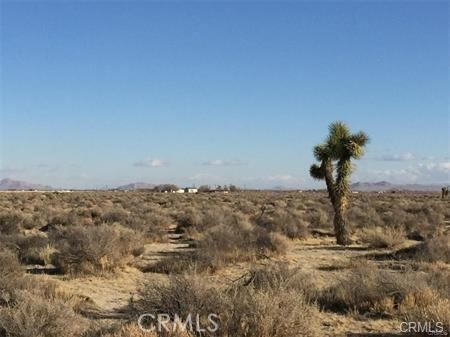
[1, 1, 449, 189]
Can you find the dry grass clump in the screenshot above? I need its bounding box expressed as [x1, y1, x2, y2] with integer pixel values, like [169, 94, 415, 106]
[134, 272, 320, 337]
[176, 207, 204, 236]
[225, 286, 319, 337]
[0, 291, 88, 337]
[319, 263, 430, 315]
[415, 235, 450, 263]
[348, 204, 384, 229]
[86, 321, 189, 337]
[98, 205, 172, 242]
[154, 215, 287, 274]
[175, 205, 238, 239]
[100, 208, 129, 224]
[196, 222, 252, 268]
[358, 226, 406, 248]
[399, 289, 450, 333]
[348, 194, 447, 239]
[318, 262, 450, 321]
[14, 234, 52, 265]
[305, 206, 331, 228]
[0, 250, 24, 305]
[253, 209, 310, 239]
[0, 212, 25, 234]
[94, 323, 185, 337]
[136, 275, 224, 323]
[421, 264, 450, 299]
[0, 250, 90, 337]
[49, 223, 143, 275]
[246, 264, 319, 301]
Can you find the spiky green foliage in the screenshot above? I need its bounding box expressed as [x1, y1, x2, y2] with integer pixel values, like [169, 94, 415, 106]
[309, 164, 325, 180]
[309, 122, 369, 245]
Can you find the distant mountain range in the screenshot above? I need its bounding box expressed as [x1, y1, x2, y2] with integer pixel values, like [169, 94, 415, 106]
[0, 178, 446, 192]
[350, 181, 445, 192]
[0, 178, 53, 191]
[115, 182, 156, 190]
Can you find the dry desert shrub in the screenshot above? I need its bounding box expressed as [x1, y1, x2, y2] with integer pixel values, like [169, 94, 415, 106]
[49, 223, 143, 275]
[195, 221, 287, 271]
[48, 209, 82, 227]
[0, 212, 24, 235]
[135, 273, 320, 337]
[415, 234, 450, 263]
[86, 322, 189, 337]
[304, 208, 331, 229]
[0, 250, 90, 337]
[131, 211, 173, 242]
[420, 264, 450, 299]
[348, 204, 384, 229]
[224, 286, 319, 337]
[135, 275, 225, 323]
[253, 209, 310, 239]
[100, 208, 129, 224]
[400, 289, 450, 334]
[175, 205, 236, 239]
[358, 226, 406, 248]
[14, 234, 51, 265]
[246, 263, 319, 302]
[319, 262, 431, 316]
[0, 233, 54, 265]
[0, 291, 88, 337]
[152, 214, 287, 273]
[0, 250, 24, 305]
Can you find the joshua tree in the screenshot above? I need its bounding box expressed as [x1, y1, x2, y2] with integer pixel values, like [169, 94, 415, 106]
[442, 187, 449, 199]
[310, 122, 369, 245]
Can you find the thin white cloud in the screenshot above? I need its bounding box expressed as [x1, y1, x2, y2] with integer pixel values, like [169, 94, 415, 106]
[377, 153, 415, 162]
[201, 159, 246, 166]
[0, 167, 25, 177]
[267, 174, 295, 182]
[188, 173, 220, 181]
[133, 159, 169, 168]
[361, 161, 450, 184]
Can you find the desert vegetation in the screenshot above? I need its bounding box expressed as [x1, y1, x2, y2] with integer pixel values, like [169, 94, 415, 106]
[0, 189, 449, 336]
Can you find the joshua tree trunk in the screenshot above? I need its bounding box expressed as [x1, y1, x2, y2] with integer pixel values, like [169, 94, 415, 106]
[323, 159, 351, 244]
[333, 194, 350, 245]
[323, 159, 336, 204]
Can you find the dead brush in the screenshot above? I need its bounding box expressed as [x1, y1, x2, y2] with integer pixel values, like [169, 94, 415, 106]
[399, 289, 450, 334]
[0, 250, 91, 337]
[240, 263, 319, 302]
[135, 273, 321, 337]
[318, 262, 432, 317]
[0, 290, 88, 337]
[358, 226, 406, 248]
[416, 234, 450, 263]
[253, 209, 310, 239]
[49, 223, 143, 276]
[150, 213, 288, 274]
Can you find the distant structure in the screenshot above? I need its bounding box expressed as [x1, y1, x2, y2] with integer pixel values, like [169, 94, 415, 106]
[173, 187, 198, 193]
[442, 186, 449, 199]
